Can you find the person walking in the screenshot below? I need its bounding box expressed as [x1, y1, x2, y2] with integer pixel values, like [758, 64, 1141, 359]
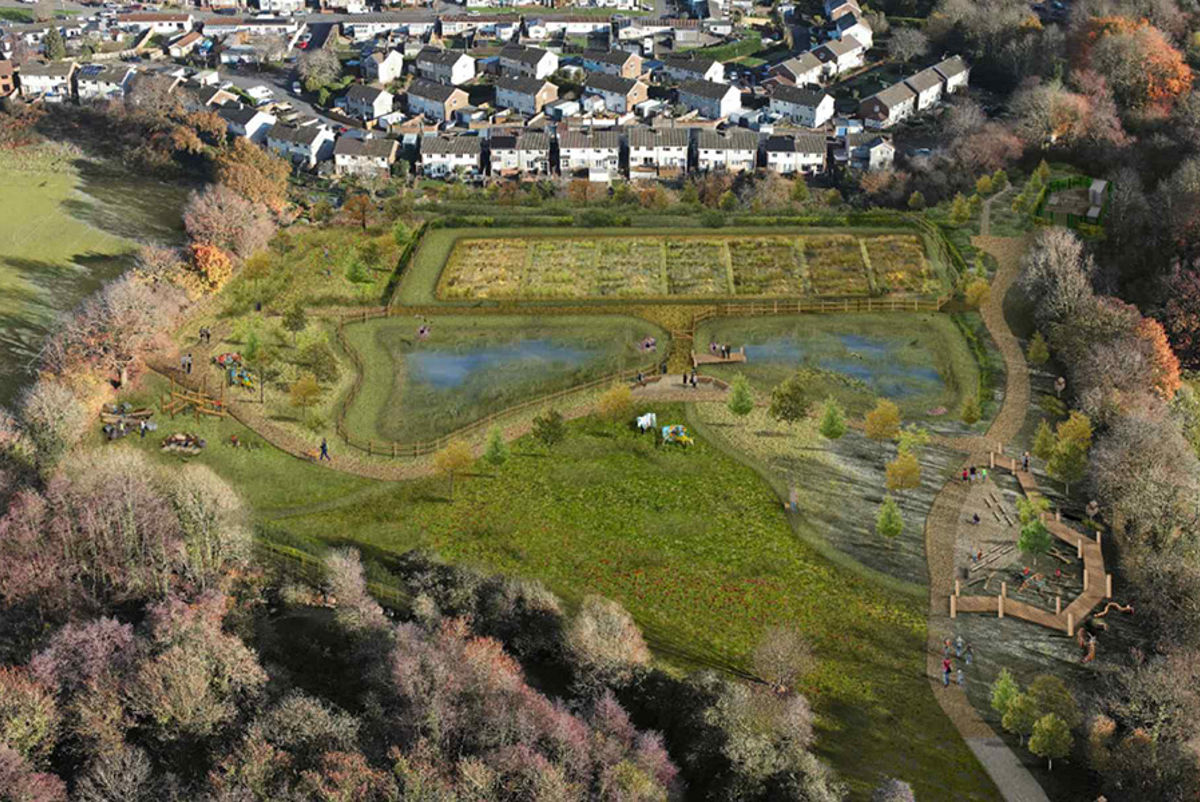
[969, 465, 977, 481]
[981, 467, 988, 482]
[942, 657, 952, 687]
[319, 438, 330, 461]
[962, 468, 969, 482]
[955, 635, 965, 657]
[1023, 451, 1030, 472]
[956, 668, 965, 688]
[185, 353, 193, 375]
[965, 644, 974, 666]
[139, 420, 147, 438]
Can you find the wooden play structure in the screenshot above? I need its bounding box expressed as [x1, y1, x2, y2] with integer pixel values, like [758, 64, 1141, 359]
[161, 377, 227, 421]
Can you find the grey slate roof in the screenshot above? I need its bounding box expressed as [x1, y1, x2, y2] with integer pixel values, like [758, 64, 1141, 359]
[346, 83, 388, 104]
[815, 35, 863, 57]
[499, 44, 550, 66]
[495, 74, 550, 96]
[932, 55, 968, 80]
[421, 136, 481, 155]
[407, 77, 460, 102]
[697, 130, 758, 150]
[416, 47, 470, 67]
[867, 82, 916, 108]
[18, 60, 75, 78]
[661, 54, 717, 73]
[218, 104, 265, 126]
[582, 49, 637, 68]
[770, 84, 827, 107]
[904, 68, 942, 94]
[765, 133, 826, 154]
[517, 131, 551, 151]
[268, 123, 324, 146]
[679, 79, 734, 101]
[628, 127, 689, 148]
[559, 130, 620, 150]
[585, 72, 637, 95]
[771, 52, 821, 77]
[334, 136, 397, 159]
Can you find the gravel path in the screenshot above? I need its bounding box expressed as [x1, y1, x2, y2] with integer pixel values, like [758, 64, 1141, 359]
[921, 232, 1048, 802]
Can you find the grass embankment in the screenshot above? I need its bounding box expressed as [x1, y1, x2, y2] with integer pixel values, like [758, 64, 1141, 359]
[696, 312, 980, 422]
[342, 314, 664, 443]
[111, 384, 998, 800]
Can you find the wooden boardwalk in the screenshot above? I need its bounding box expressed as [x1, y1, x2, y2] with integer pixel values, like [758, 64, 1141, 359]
[951, 455, 1110, 636]
[692, 347, 746, 367]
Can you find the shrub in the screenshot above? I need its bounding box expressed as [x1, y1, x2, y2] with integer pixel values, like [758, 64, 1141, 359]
[482, 426, 509, 467]
[597, 384, 633, 423]
[864, 399, 901, 441]
[727, 374, 754, 416]
[818, 397, 846, 440]
[875, 496, 904, 544]
[566, 595, 649, 690]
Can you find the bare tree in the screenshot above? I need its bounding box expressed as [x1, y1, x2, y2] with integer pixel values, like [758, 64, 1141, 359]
[888, 28, 929, 63]
[752, 625, 816, 692]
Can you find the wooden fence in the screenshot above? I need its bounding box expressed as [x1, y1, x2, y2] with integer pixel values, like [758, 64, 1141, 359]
[693, 295, 947, 322]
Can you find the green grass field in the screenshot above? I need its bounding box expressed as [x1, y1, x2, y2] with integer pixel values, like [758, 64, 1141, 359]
[0, 147, 187, 405]
[110, 391, 996, 800]
[342, 314, 664, 442]
[696, 312, 980, 421]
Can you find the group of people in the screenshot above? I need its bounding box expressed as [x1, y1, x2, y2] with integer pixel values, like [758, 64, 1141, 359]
[198, 327, 212, 345]
[941, 635, 975, 688]
[684, 370, 699, 389]
[961, 465, 989, 483]
[709, 342, 734, 359]
[179, 353, 194, 375]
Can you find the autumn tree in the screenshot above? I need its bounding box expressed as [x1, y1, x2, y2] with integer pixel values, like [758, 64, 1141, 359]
[214, 137, 291, 212]
[1083, 18, 1192, 115]
[184, 184, 275, 260]
[727, 374, 754, 416]
[343, 194, 372, 230]
[1021, 228, 1095, 328]
[165, 465, 250, 591]
[324, 548, 387, 632]
[1017, 497, 1053, 563]
[875, 496, 904, 545]
[885, 451, 921, 492]
[865, 399, 901, 441]
[949, 192, 971, 225]
[597, 383, 633, 423]
[16, 379, 88, 477]
[1047, 411, 1092, 493]
[190, 244, 233, 290]
[434, 439, 473, 500]
[289, 374, 321, 423]
[965, 279, 990, 309]
[907, 190, 925, 210]
[567, 595, 650, 690]
[0, 666, 59, 763]
[961, 394, 981, 425]
[1032, 419, 1056, 461]
[769, 371, 818, 423]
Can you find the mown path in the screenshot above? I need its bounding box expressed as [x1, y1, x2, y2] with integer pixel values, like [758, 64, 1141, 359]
[921, 227, 1049, 802]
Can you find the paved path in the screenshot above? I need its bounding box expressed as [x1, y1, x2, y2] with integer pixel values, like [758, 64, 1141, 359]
[980, 186, 1014, 237]
[921, 233, 1050, 802]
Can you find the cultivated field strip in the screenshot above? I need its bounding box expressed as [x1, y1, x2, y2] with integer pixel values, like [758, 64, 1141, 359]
[437, 232, 933, 301]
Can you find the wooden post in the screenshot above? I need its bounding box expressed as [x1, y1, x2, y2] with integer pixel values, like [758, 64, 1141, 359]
[1096, 530, 1102, 548]
[1056, 595, 1062, 615]
[1011, 456, 1017, 472]
[1067, 612, 1074, 637]
[1106, 573, 1113, 598]
[989, 452, 995, 469]
[955, 579, 961, 597]
[950, 595, 957, 618]
[1077, 539, 1083, 558]
[1083, 570, 1089, 592]
[1001, 581, 1007, 599]
[1056, 508, 1061, 522]
[998, 593, 1005, 619]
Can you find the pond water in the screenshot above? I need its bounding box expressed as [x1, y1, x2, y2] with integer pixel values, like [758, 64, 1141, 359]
[0, 158, 190, 406]
[408, 340, 593, 389]
[743, 333, 944, 398]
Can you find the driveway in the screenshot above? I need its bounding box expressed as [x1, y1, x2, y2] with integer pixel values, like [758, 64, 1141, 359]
[219, 66, 344, 129]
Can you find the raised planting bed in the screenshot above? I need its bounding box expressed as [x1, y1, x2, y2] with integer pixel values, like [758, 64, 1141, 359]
[729, 236, 807, 295]
[803, 234, 871, 296]
[864, 234, 931, 294]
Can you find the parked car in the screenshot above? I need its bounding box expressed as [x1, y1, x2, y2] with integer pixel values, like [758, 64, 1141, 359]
[292, 80, 303, 94]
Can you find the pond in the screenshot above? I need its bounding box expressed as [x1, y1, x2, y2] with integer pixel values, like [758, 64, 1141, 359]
[743, 333, 945, 399]
[408, 340, 592, 389]
[0, 154, 190, 406]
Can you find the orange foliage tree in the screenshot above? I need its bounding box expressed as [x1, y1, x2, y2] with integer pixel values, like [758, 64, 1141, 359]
[214, 138, 291, 212]
[1076, 17, 1191, 114]
[190, 244, 233, 291]
[1135, 316, 1182, 400]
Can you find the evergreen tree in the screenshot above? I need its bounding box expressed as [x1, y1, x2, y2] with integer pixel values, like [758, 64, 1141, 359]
[818, 397, 847, 440]
[1027, 331, 1050, 365]
[532, 409, 566, 449]
[975, 174, 994, 196]
[875, 496, 904, 545]
[790, 178, 810, 204]
[1032, 419, 1056, 461]
[961, 394, 981, 425]
[44, 27, 66, 61]
[949, 193, 971, 225]
[992, 169, 1009, 192]
[907, 190, 926, 210]
[990, 669, 1020, 716]
[727, 374, 754, 417]
[483, 425, 509, 467]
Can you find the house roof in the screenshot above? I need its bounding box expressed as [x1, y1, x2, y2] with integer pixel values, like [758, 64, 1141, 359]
[490, 134, 517, 150]
[932, 55, 968, 80]
[118, 12, 190, 22]
[679, 79, 736, 101]
[815, 35, 863, 58]
[867, 82, 916, 108]
[904, 68, 941, 93]
[499, 44, 551, 66]
[582, 49, 637, 68]
[765, 133, 826, 154]
[628, 127, 689, 148]
[335, 136, 397, 159]
[834, 13, 864, 31]
[697, 130, 758, 150]
[218, 104, 266, 126]
[416, 47, 471, 67]
[268, 123, 326, 146]
[770, 84, 828, 107]
[845, 132, 891, 149]
[559, 130, 620, 150]
[421, 136, 481, 155]
[585, 72, 637, 95]
[660, 54, 718, 74]
[771, 52, 821, 77]
[346, 83, 389, 104]
[517, 131, 551, 151]
[170, 31, 202, 47]
[79, 63, 133, 84]
[407, 77, 461, 102]
[495, 74, 551, 96]
[367, 49, 402, 65]
[18, 60, 75, 78]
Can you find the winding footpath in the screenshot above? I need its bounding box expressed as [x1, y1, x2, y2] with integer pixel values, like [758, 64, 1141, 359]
[921, 207, 1049, 800]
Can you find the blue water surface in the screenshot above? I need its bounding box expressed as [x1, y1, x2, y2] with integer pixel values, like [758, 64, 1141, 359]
[742, 333, 943, 398]
[407, 340, 593, 389]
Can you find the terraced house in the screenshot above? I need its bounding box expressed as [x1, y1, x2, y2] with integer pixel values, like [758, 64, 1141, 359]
[659, 54, 724, 84]
[767, 52, 823, 88]
[581, 48, 643, 79]
[420, 136, 482, 177]
[266, 122, 336, 168]
[860, 82, 917, 129]
[628, 127, 690, 178]
[559, 130, 620, 177]
[904, 67, 944, 111]
[497, 44, 559, 80]
[75, 64, 135, 102]
[17, 60, 75, 99]
[813, 36, 865, 78]
[583, 73, 648, 114]
[764, 133, 827, 175]
[493, 75, 558, 116]
[333, 136, 398, 179]
[696, 130, 758, 173]
[768, 84, 835, 128]
[677, 80, 741, 120]
[406, 78, 469, 122]
[345, 84, 393, 121]
[489, 131, 552, 176]
[415, 47, 476, 85]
